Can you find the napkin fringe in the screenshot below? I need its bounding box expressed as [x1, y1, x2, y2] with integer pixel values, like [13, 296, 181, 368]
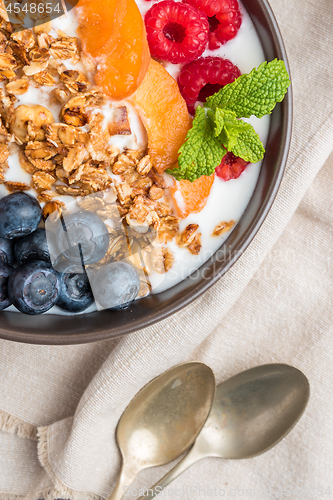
[0, 493, 22, 500]
[37, 426, 104, 500]
[0, 410, 37, 441]
[27, 487, 102, 500]
[0, 487, 103, 500]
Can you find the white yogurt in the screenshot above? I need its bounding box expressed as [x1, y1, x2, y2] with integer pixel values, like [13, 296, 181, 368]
[134, 0, 271, 293]
[2, 1, 271, 314]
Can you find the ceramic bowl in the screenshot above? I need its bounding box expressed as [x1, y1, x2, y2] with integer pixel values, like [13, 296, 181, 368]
[0, 0, 292, 344]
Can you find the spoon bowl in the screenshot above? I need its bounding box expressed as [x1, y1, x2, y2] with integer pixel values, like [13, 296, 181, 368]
[194, 363, 309, 459]
[140, 364, 310, 499]
[109, 362, 216, 500]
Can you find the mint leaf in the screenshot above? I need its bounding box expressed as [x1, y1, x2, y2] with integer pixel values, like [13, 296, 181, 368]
[220, 114, 252, 150]
[213, 108, 225, 137]
[228, 124, 265, 163]
[206, 59, 290, 119]
[168, 106, 226, 182]
[218, 112, 265, 163]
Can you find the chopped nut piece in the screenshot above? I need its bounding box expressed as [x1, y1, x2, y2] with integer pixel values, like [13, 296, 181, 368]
[148, 168, 167, 189]
[154, 202, 173, 218]
[212, 221, 235, 236]
[60, 69, 90, 93]
[51, 87, 71, 104]
[32, 171, 56, 191]
[5, 181, 30, 192]
[126, 149, 146, 163]
[188, 233, 202, 255]
[127, 195, 160, 226]
[33, 70, 55, 86]
[112, 154, 135, 175]
[136, 155, 152, 176]
[151, 247, 174, 274]
[62, 97, 88, 127]
[131, 176, 153, 196]
[11, 104, 54, 142]
[149, 184, 164, 201]
[157, 215, 179, 243]
[6, 79, 29, 95]
[108, 106, 131, 136]
[0, 53, 17, 70]
[45, 123, 79, 147]
[177, 224, 199, 247]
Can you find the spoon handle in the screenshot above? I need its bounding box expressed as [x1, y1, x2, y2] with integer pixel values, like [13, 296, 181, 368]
[137, 446, 204, 500]
[108, 462, 139, 500]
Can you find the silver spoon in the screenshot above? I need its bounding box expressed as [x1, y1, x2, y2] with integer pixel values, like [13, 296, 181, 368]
[138, 363, 310, 499]
[108, 362, 216, 500]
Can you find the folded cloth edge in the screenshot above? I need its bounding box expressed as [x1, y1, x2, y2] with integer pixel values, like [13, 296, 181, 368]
[0, 409, 37, 441]
[35, 425, 104, 500]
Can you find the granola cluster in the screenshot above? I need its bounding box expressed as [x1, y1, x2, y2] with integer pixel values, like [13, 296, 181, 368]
[0, 17, 207, 279]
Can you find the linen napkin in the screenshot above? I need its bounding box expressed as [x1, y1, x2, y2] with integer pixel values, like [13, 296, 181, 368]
[1, 0, 333, 498]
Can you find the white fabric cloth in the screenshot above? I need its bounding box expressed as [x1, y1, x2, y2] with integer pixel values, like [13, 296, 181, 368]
[1, 0, 333, 498]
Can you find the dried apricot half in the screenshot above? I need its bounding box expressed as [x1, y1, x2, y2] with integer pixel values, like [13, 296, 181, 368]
[170, 174, 215, 219]
[130, 59, 192, 173]
[77, 0, 150, 100]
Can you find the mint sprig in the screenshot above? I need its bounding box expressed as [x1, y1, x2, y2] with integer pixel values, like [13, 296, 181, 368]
[167, 59, 290, 182]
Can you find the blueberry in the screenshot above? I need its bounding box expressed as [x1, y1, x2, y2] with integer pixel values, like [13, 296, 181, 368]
[92, 262, 140, 310]
[14, 228, 50, 265]
[8, 260, 60, 315]
[56, 261, 94, 313]
[0, 237, 14, 265]
[0, 192, 42, 239]
[0, 262, 14, 310]
[55, 211, 109, 265]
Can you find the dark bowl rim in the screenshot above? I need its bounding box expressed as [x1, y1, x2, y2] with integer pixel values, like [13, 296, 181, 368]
[0, 0, 293, 345]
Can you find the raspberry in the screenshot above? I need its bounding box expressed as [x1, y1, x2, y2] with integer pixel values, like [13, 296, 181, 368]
[184, 0, 242, 49]
[178, 56, 241, 114]
[144, 1, 209, 64]
[215, 151, 249, 181]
